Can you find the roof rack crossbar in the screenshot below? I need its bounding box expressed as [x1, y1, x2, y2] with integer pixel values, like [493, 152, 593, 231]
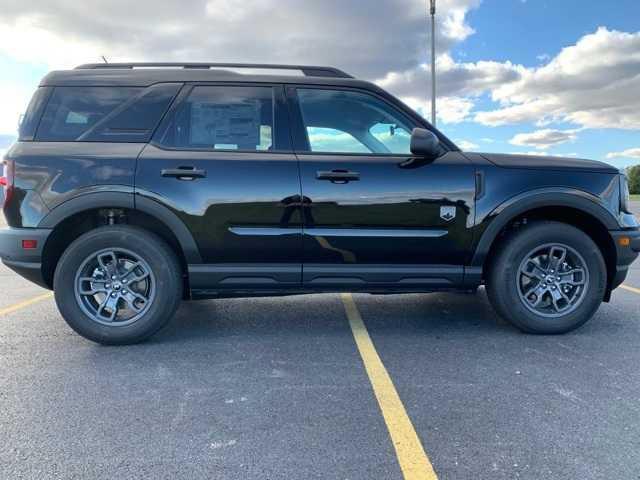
[74, 62, 353, 78]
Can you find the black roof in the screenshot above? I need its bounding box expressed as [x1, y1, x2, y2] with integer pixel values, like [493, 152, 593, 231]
[40, 62, 376, 89]
[76, 63, 353, 78]
[37, 62, 459, 151]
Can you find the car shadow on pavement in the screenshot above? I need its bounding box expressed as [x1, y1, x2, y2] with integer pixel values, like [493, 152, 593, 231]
[351, 290, 514, 335]
[150, 293, 355, 345]
[146, 290, 517, 346]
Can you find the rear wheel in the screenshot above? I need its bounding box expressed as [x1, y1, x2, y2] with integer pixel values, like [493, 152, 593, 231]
[486, 221, 607, 334]
[54, 226, 182, 345]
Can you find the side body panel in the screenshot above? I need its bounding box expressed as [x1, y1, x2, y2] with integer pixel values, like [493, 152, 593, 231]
[466, 153, 623, 279]
[4, 142, 141, 228]
[297, 152, 475, 287]
[136, 83, 303, 290]
[285, 84, 476, 288]
[136, 145, 303, 271]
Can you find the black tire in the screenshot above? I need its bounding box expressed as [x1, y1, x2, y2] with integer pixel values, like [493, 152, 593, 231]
[486, 221, 606, 334]
[53, 226, 183, 345]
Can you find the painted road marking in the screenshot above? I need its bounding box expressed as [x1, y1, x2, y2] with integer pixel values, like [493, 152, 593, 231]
[341, 293, 438, 480]
[621, 284, 640, 295]
[0, 292, 53, 317]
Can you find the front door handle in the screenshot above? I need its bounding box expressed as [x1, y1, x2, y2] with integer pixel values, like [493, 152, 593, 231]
[161, 167, 207, 180]
[316, 170, 360, 183]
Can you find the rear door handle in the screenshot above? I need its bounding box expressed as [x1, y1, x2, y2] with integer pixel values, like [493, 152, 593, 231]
[161, 167, 207, 180]
[316, 170, 360, 183]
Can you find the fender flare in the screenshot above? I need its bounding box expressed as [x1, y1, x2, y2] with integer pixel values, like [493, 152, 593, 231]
[38, 190, 202, 263]
[471, 189, 619, 267]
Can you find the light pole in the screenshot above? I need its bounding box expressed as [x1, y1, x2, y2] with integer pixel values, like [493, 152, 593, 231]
[430, 0, 437, 127]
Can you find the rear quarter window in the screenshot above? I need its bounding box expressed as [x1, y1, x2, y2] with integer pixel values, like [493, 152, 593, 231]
[18, 87, 52, 141]
[37, 87, 142, 141]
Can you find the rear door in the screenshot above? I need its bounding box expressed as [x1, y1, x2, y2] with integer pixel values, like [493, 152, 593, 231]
[288, 86, 476, 288]
[136, 84, 303, 290]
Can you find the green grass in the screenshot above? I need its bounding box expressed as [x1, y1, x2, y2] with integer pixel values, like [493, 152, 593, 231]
[631, 194, 640, 201]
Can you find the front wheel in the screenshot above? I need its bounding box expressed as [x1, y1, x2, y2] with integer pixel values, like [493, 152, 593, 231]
[54, 226, 183, 345]
[486, 221, 607, 334]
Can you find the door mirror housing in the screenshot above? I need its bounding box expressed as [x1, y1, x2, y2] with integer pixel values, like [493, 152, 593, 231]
[410, 128, 440, 158]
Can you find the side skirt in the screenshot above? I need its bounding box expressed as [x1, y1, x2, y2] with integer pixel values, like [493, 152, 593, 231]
[188, 263, 481, 299]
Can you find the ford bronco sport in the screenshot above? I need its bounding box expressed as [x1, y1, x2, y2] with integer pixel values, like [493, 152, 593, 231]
[1, 63, 638, 344]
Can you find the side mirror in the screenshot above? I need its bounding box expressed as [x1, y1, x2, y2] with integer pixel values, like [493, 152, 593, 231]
[410, 128, 440, 157]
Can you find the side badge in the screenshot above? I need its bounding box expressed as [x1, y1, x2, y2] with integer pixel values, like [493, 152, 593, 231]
[440, 206, 456, 222]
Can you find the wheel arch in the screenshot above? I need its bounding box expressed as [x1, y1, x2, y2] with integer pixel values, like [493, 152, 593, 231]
[38, 192, 201, 289]
[473, 190, 618, 295]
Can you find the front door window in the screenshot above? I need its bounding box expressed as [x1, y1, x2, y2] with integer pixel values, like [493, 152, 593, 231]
[296, 88, 416, 155]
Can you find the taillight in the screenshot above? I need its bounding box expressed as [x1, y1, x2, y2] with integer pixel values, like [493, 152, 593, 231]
[2, 159, 14, 186]
[1, 159, 15, 205]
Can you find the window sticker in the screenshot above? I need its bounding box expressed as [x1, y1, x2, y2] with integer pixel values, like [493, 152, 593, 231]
[190, 101, 261, 149]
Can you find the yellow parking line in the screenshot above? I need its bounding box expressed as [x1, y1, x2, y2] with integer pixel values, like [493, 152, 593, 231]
[621, 284, 640, 295]
[0, 292, 54, 317]
[341, 293, 438, 480]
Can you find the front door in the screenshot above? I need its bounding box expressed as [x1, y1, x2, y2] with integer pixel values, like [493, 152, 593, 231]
[288, 86, 476, 288]
[136, 84, 303, 291]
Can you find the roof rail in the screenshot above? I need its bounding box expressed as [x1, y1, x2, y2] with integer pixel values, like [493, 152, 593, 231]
[74, 62, 353, 79]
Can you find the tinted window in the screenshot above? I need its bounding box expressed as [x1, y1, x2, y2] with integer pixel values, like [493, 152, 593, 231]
[296, 88, 416, 155]
[19, 87, 52, 141]
[37, 87, 141, 141]
[81, 83, 181, 143]
[159, 86, 274, 151]
[306, 127, 369, 153]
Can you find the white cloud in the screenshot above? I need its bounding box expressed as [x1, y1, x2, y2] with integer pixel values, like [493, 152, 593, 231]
[0, 16, 123, 70]
[0, 2, 638, 148]
[0, 0, 481, 79]
[510, 129, 578, 150]
[436, 96, 475, 124]
[456, 139, 479, 151]
[376, 54, 522, 100]
[512, 151, 551, 157]
[476, 28, 640, 130]
[402, 95, 475, 124]
[377, 27, 640, 132]
[205, 0, 270, 22]
[0, 0, 484, 134]
[606, 148, 640, 160]
[0, 83, 37, 136]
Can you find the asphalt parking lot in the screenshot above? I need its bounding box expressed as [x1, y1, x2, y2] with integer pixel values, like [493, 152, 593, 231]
[1, 206, 640, 480]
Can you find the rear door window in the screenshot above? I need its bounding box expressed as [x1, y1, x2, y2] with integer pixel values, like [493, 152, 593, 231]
[36, 87, 142, 141]
[158, 85, 275, 151]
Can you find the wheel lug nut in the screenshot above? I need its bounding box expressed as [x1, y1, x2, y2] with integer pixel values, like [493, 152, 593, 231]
[111, 275, 116, 280]
[111, 293, 117, 298]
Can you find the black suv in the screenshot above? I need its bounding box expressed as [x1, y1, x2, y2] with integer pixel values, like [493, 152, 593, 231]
[1, 63, 638, 344]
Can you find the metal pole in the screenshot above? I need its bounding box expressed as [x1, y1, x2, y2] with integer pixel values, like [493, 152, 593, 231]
[430, 0, 436, 127]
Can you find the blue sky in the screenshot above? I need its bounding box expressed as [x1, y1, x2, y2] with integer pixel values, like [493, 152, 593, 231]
[438, 0, 640, 166]
[461, 0, 640, 64]
[0, 0, 638, 167]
